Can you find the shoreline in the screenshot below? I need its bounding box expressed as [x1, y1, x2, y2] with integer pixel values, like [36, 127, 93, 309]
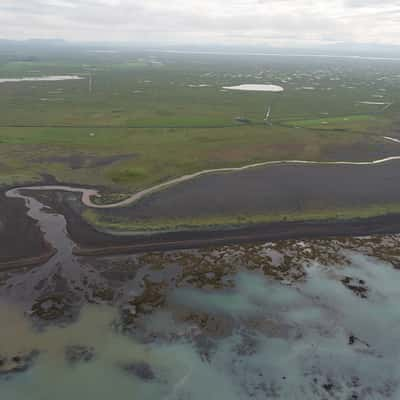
[0, 248, 57, 271]
[72, 213, 400, 257]
[4, 181, 400, 264]
[3, 147, 400, 263]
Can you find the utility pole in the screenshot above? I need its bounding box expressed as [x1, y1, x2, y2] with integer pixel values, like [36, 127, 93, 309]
[264, 105, 271, 125]
[88, 73, 93, 94]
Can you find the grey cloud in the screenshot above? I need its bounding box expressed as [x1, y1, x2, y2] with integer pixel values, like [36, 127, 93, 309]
[0, 0, 399, 46]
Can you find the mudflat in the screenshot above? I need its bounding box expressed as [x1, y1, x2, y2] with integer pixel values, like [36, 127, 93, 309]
[95, 160, 400, 222]
[9, 188, 400, 258]
[0, 191, 51, 264]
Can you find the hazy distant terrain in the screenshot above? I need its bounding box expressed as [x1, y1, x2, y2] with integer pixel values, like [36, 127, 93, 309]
[1, 46, 400, 233]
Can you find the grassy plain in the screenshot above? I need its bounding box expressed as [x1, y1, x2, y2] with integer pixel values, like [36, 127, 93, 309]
[1, 48, 400, 231]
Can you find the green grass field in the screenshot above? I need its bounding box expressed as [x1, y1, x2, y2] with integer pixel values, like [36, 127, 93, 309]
[1, 52, 398, 189]
[1, 49, 400, 230]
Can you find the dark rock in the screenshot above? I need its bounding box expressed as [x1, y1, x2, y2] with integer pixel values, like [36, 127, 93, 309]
[0, 350, 39, 376]
[341, 276, 368, 299]
[121, 361, 155, 381]
[348, 334, 370, 348]
[31, 294, 68, 320]
[30, 292, 79, 323]
[65, 345, 95, 365]
[92, 287, 114, 302]
[323, 383, 333, 392]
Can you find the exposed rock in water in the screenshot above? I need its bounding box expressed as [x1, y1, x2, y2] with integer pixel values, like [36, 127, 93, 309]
[322, 382, 334, 392]
[31, 294, 69, 320]
[341, 276, 368, 299]
[65, 345, 95, 365]
[92, 286, 115, 302]
[120, 304, 137, 325]
[348, 334, 370, 348]
[0, 350, 39, 376]
[121, 361, 155, 381]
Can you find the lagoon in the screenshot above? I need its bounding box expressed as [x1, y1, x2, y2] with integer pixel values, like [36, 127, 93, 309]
[222, 84, 284, 92]
[0, 75, 84, 84]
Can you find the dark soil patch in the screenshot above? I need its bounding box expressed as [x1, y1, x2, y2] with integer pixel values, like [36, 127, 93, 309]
[323, 141, 399, 162]
[31, 294, 69, 320]
[0, 350, 39, 377]
[121, 362, 156, 381]
[65, 345, 95, 365]
[101, 161, 400, 221]
[0, 192, 51, 264]
[341, 276, 368, 298]
[33, 153, 135, 170]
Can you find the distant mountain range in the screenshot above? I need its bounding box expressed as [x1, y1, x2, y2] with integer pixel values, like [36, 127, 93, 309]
[0, 38, 399, 59]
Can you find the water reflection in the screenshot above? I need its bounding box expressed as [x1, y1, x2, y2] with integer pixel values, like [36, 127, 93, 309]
[1, 252, 399, 399]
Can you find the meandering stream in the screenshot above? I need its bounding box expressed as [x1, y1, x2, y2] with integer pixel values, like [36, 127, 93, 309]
[6, 151, 400, 209]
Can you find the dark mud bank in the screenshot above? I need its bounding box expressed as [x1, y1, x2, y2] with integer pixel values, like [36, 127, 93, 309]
[0, 191, 52, 265]
[22, 189, 400, 257]
[74, 214, 400, 256]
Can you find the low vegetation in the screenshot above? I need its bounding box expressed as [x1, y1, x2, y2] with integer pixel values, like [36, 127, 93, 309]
[83, 203, 400, 233]
[1, 50, 400, 230]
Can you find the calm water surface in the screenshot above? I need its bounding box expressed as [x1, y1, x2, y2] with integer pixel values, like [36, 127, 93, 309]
[1, 254, 399, 399]
[1, 190, 399, 399]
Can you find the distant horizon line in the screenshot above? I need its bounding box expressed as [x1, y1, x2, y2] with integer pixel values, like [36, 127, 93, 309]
[1, 38, 400, 59]
[1, 37, 400, 49]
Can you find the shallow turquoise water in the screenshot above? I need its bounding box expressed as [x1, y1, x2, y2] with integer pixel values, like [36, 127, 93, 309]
[1, 252, 399, 399]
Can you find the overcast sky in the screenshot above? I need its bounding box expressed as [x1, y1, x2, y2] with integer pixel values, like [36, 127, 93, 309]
[1, 0, 400, 47]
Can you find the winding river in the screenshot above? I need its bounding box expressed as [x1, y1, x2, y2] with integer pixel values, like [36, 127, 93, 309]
[3, 151, 400, 399]
[6, 151, 400, 209]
